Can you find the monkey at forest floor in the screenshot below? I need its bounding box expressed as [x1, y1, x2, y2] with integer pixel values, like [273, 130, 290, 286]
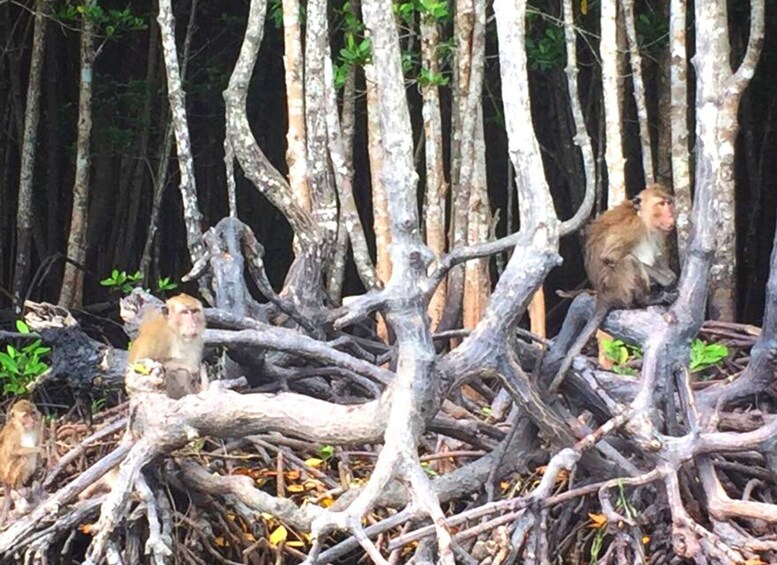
[0, 400, 42, 526]
[127, 293, 208, 399]
[547, 184, 677, 393]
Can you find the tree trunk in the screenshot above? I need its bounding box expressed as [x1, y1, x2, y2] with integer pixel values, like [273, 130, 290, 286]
[140, 0, 197, 282]
[670, 0, 692, 261]
[600, 0, 626, 206]
[12, 0, 48, 312]
[439, 0, 485, 333]
[157, 0, 205, 267]
[697, 0, 764, 321]
[621, 0, 654, 184]
[364, 61, 391, 340]
[324, 58, 378, 296]
[559, 0, 596, 235]
[282, 0, 310, 213]
[420, 11, 448, 330]
[59, 2, 96, 308]
[304, 0, 337, 266]
[463, 108, 491, 330]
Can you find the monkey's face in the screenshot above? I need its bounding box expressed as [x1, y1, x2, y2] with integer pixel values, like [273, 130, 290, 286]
[12, 403, 39, 430]
[169, 306, 205, 341]
[644, 195, 675, 233]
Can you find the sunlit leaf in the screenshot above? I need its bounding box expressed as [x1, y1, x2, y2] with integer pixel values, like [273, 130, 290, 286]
[588, 513, 607, 529]
[269, 525, 288, 546]
[304, 457, 324, 468]
[287, 484, 305, 493]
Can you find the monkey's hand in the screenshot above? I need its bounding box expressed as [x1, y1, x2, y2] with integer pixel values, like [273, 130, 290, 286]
[646, 288, 678, 306]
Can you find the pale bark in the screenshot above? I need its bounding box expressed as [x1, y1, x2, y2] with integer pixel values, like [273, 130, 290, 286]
[600, 0, 626, 207]
[365, 63, 391, 288]
[670, 0, 692, 261]
[157, 0, 205, 265]
[59, 3, 96, 308]
[282, 0, 310, 212]
[621, 0, 654, 184]
[440, 0, 485, 332]
[140, 0, 199, 279]
[223, 0, 315, 246]
[12, 0, 48, 312]
[305, 0, 454, 558]
[695, 0, 764, 321]
[420, 10, 448, 330]
[494, 0, 556, 228]
[324, 57, 379, 292]
[462, 109, 491, 330]
[305, 0, 337, 264]
[559, 0, 596, 235]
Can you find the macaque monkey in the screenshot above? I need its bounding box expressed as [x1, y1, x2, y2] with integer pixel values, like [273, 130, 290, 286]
[127, 293, 207, 399]
[548, 184, 677, 392]
[0, 400, 42, 525]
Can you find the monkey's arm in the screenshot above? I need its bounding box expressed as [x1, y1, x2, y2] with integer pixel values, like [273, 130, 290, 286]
[599, 232, 641, 266]
[642, 263, 676, 287]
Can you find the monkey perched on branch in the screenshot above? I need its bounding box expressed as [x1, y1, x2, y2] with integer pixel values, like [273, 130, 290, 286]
[127, 293, 208, 399]
[0, 400, 42, 526]
[548, 184, 677, 392]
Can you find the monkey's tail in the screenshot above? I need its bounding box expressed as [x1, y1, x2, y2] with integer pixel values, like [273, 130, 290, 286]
[547, 304, 609, 394]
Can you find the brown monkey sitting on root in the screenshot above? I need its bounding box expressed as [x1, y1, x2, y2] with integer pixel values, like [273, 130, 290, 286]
[0, 400, 42, 526]
[548, 184, 677, 393]
[127, 293, 208, 399]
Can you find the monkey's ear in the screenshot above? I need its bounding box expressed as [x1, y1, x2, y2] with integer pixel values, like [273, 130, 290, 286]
[630, 196, 642, 210]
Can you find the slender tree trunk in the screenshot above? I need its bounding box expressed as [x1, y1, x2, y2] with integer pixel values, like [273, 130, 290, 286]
[440, 0, 485, 333]
[140, 0, 198, 282]
[462, 108, 491, 330]
[12, 0, 48, 312]
[59, 2, 96, 308]
[324, 58, 378, 296]
[420, 10, 448, 330]
[670, 0, 692, 261]
[696, 0, 764, 321]
[600, 0, 626, 206]
[120, 13, 160, 269]
[157, 0, 205, 266]
[654, 0, 672, 187]
[45, 27, 63, 255]
[559, 0, 596, 235]
[365, 63, 391, 284]
[305, 0, 337, 264]
[621, 0, 654, 184]
[282, 0, 310, 213]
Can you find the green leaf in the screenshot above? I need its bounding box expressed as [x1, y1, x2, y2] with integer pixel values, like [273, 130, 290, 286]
[16, 320, 30, 333]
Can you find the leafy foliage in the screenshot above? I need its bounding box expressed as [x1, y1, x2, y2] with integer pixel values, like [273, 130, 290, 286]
[601, 338, 640, 376]
[57, 3, 146, 38]
[418, 66, 449, 87]
[690, 339, 728, 374]
[100, 269, 143, 294]
[0, 321, 50, 396]
[156, 277, 178, 292]
[526, 25, 565, 71]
